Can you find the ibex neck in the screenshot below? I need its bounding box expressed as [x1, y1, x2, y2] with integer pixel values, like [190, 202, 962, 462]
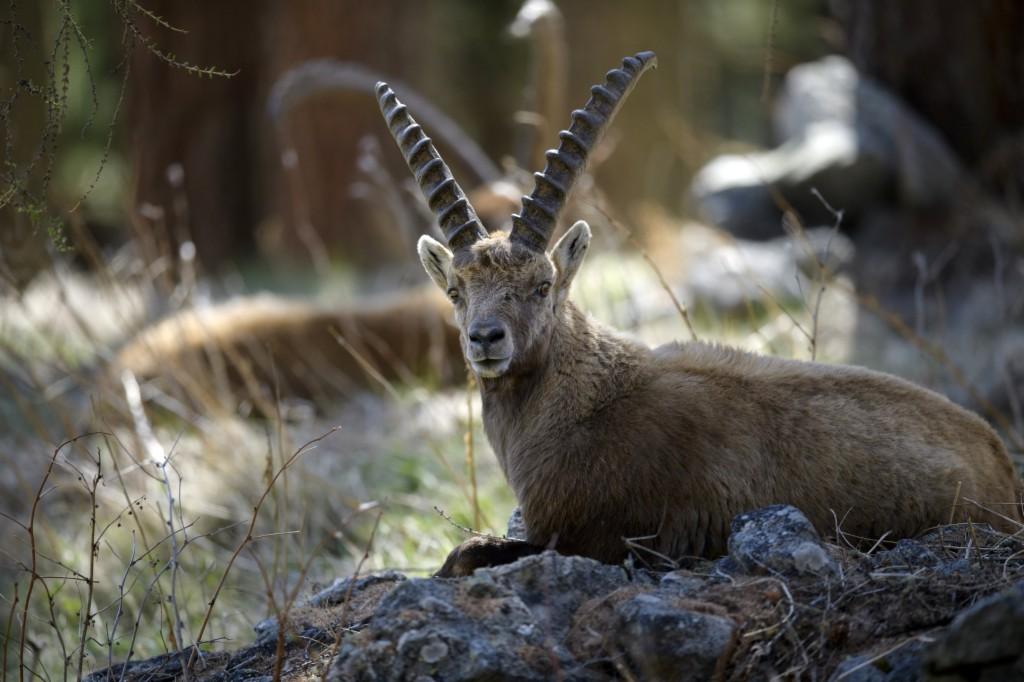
[478, 301, 647, 467]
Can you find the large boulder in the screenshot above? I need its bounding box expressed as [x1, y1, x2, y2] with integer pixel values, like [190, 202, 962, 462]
[690, 55, 962, 239]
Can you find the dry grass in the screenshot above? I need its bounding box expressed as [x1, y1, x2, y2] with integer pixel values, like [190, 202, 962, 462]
[0, 224, 517, 677]
[710, 522, 1024, 680]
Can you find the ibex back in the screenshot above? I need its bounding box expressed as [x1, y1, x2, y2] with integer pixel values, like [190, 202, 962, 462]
[377, 52, 1023, 567]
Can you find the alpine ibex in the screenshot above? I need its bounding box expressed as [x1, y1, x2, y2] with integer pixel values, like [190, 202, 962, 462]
[377, 51, 1023, 574]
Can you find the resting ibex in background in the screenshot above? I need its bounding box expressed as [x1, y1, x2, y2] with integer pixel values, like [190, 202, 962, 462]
[378, 51, 1024, 574]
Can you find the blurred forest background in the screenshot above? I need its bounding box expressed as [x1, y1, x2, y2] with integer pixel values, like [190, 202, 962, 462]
[1, 0, 1022, 678]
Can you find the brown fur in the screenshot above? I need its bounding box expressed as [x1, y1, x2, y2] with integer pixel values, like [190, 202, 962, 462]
[112, 287, 463, 405]
[419, 227, 1024, 565]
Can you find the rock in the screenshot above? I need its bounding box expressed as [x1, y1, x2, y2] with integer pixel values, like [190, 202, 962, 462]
[923, 582, 1024, 680]
[727, 505, 838, 577]
[82, 650, 228, 682]
[690, 55, 962, 239]
[328, 574, 570, 681]
[659, 570, 708, 595]
[305, 570, 408, 608]
[829, 639, 926, 682]
[331, 551, 638, 681]
[685, 226, 855, 311]
[507, 505, 528, 540]
[774, 57, 961, 206]
[937, 558, 973, 579]
[613, 593, 735, 681]
[870, 539, 942, 570]
[480, 550, 633, 640]
[690, 126, 889, 240]
[254, 570, 406, 645]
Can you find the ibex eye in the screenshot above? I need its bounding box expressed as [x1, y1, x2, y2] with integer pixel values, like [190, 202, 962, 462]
[447, 288, 460, 302]
[536, 282, 552, 298]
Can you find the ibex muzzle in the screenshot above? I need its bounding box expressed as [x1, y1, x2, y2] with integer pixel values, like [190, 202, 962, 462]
[379, 53, 1023, 573]
[466, 317, 511, 376]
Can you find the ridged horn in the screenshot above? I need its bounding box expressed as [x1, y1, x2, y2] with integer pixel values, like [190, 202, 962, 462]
[376, 82, 488, 252]
[510, 51, 657, 252]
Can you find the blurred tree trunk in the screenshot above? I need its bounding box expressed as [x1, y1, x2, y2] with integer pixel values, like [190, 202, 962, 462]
[262, 1, 422, 268]
[840, 0, 1024, 195]
[125, 2, 519, 271]
[0, 1, 56, 290]
[127, 1, 265, 271]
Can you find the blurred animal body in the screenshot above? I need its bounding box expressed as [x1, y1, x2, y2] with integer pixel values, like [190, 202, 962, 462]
[379, 51, 1024, 569]
[112, 287, 462, 408]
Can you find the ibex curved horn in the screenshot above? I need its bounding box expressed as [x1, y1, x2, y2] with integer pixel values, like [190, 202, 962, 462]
[376, 82, 488, 253]
[510, 51, 657, 252]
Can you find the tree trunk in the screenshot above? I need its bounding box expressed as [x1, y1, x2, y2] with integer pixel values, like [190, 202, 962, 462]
[126, 1, 265, 271]
[840, 0, 1024, 184]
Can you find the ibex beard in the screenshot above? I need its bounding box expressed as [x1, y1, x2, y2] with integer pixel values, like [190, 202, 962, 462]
[380, 52, 1024, 575]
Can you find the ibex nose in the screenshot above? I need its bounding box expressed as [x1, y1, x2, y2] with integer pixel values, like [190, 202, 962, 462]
[469, 322, 506, 347]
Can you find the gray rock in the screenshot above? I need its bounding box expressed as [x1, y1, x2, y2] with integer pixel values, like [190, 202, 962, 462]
[330, 552, 638, 680]
[870, 539, 942, 570]
[691, 55, 962, 239]
[923, 581, 1024, 679]
[328, 576, 570, 681]
[613, 593, 735, 681]
[254, 570, 406, 645]
[305, 570, 408, 608]
[830, 640, 926, 682]
[937, 558, 973, 579]
[831, 656, 891, 682]
[659, 570, 708, 595]
[479, 550, 633, 640]
[685, 227, 855, 311]
[506, 505, 528, 540]
[91, 506, 1024, 681]
[775, 56, 961, 206]
[727, 505, 838, 577]
[82, 650, 225, 682]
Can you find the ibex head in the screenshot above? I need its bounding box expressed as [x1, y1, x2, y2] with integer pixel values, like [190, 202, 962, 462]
[377, 52, 656, 378]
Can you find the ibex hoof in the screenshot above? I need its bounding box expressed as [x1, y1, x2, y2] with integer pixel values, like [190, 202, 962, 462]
[434, 536, 544, 578]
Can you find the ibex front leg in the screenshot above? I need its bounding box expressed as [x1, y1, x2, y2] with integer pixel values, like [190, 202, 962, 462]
[434, 536, 545, 578]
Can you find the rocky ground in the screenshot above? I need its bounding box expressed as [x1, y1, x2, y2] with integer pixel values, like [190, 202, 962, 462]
[89, 506, 1024, 681]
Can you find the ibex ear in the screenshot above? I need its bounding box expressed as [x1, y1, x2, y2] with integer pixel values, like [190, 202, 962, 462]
[417, 236, 454, 291]
[550, 220, 591, 292]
